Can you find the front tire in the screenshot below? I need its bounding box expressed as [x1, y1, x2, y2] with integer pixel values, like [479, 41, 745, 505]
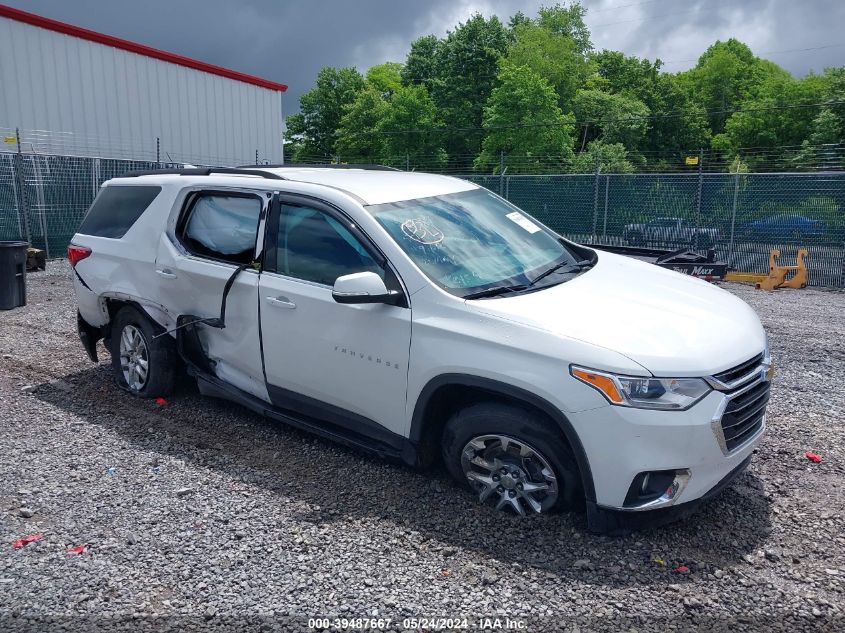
[441, 402, 583, 516]
[109, 306, 176, 398]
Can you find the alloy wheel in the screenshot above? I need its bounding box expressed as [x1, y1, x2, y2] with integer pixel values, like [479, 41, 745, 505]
[119, 324, 149, 391]
[460, 434, 559, 516]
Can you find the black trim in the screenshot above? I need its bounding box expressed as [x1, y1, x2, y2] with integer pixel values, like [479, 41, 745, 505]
[256, 193, 278, 387]
[121, 167, 286, 180]
[266, 384, 407, 455]
[77, 311, 102, 363]
[714, 353, 765, 384]
[240, 163, 400, 172]
[73, 267, 92, 291]
[261, 192, 283, 275]
[332, 288, 403, 306]
[410, 374, 596, 502]
[586, 455, 752, 535]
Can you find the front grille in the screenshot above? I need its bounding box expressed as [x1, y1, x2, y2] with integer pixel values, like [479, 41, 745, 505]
[713, 353, 764, 386]
[720, 380, 770, 451]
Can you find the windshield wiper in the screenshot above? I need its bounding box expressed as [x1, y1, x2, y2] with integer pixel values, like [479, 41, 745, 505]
[527, 258, 592, 288]
[463, 258, 593, 299]
[462, 284, 528, 300]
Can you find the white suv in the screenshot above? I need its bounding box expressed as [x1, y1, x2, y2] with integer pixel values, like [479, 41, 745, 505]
[68, 166, 772, 533]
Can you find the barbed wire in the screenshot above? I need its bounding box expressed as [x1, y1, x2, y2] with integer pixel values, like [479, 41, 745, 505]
[289, 142, 845, 174]
[3, 124, 841, 175]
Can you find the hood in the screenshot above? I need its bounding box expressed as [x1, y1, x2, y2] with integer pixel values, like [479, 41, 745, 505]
[467, 250, 765, 377]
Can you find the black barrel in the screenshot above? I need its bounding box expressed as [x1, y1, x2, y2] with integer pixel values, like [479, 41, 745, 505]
[0, 241, 28, 310]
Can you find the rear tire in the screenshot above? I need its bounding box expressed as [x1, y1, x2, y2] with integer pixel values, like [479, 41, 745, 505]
[441, 402, 583, 515]
[109, 306, 177, 398]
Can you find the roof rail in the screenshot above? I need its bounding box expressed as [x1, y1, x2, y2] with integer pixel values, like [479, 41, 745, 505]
[239, 163, 401, 172]
[119, 167, 287, 180]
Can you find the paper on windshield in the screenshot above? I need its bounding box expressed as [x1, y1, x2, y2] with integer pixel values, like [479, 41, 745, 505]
[505, 211, 541, 234]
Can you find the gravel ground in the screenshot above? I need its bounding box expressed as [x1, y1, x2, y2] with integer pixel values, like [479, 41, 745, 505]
[1, 261, 843, 632]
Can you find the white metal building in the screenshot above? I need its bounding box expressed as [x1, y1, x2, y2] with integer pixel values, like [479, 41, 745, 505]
[0, 4, 287, 165]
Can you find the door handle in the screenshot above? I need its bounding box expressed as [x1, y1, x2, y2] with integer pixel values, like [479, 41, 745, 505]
[266, 296, 296, 309]
[156, 269, 177, 279]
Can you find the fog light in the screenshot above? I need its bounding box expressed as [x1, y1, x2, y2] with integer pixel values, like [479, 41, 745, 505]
[623, 469, 691, 511]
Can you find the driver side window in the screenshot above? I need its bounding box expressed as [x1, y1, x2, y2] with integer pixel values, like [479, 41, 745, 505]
[276, 204, 382, 286]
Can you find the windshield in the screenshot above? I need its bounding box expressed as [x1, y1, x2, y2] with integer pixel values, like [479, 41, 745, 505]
[367, 188, 592, 298]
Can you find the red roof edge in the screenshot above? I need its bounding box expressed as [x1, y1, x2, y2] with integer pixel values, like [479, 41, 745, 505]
[0, 4, 287, 92]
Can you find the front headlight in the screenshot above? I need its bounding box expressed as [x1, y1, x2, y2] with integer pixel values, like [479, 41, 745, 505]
[571, 366, 711, 410]
[762, 333, 774, 380]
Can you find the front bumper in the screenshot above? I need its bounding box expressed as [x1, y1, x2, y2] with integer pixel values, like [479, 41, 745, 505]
[585, 455, 752, 535]
[569, 379, 767, 518]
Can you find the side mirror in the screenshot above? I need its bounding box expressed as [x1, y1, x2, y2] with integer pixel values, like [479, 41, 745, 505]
[332, 271, 401, 305]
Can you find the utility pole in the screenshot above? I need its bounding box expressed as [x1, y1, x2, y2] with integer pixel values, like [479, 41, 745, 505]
[694, 147, 704, 239]
[728, 160, 741, 266]
[602, 175, 610, 239]
[12, 128, 32, 245]
[580, 123, 590, 152]
[591, 156, 601, 241]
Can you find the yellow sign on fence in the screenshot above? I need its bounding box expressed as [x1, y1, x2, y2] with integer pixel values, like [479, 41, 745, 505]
[685, 156, 699, 166]
[3, 136, 16, 144]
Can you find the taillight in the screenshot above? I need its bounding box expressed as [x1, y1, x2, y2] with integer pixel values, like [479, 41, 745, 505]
[67, 244, 92, 267]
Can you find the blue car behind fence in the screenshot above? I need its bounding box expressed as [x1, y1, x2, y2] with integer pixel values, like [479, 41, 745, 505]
[743, 214, 827, 241]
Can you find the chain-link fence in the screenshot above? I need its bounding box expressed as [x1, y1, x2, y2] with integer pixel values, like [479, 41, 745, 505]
[464, 172, 845, 288]
[0, 152, 163, 256]
[1, 148, 844, 287]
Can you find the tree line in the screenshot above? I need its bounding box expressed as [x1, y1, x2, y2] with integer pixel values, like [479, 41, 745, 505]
[284, 3, 845, 173]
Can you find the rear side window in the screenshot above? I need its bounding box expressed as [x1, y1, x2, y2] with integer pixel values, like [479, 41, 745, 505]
[77, 185, 161, 238]
[180, 193, 262, 265]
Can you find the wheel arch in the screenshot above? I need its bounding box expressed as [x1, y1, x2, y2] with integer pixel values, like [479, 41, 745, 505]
[102, 296, 173, 335]
[409, 374, 596, 502]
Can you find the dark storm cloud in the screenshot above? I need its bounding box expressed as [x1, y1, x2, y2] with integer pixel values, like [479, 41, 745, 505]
[5, 0, 844, 113]
[587, 0, 845, 75]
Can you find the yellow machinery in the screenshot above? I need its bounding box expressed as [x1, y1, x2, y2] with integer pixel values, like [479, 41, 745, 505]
[774, 248, 809, 290]
[724, 249, 809, 290]
[723, 270, 768, 284]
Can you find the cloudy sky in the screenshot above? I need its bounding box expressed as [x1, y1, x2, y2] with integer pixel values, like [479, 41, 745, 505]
[6, 0, 844, 112]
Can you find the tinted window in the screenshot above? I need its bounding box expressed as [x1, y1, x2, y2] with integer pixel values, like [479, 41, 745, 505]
[77, 185, 161, 238]
[276, 204, 381, 285]
[181, 194, 262, 264]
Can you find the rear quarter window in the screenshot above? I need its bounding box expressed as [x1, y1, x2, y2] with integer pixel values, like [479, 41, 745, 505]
[77, 185, 162, 238]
